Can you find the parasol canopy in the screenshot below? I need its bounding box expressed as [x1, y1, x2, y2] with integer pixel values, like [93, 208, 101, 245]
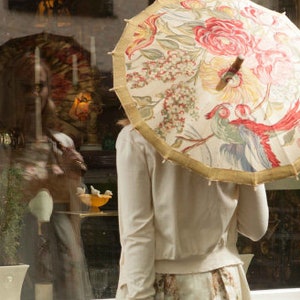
[112, 0, 300, 185]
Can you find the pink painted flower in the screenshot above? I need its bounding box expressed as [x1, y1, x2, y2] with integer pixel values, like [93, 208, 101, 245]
[253, 47, 292, 85]
[126, 13, 163, 59]
[194, 18, 255, 56]
[241, 6, 278, 26]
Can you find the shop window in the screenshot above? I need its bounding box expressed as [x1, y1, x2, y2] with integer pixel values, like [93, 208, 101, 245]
[278, 0, 298, 23]
[238, 190, 300, 290]
[8, 0, 114, 18]
[1, 0, 300, 299]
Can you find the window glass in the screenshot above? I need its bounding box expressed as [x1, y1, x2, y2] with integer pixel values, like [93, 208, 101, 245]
[8, 0, 114, 17]
[0, 1, 299, 299]
[238, 188, 300, 289]
[0, 0, 144, 298]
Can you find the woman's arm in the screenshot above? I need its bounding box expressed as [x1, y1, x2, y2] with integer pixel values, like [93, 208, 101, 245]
[237, 184, 269, 241]
[116, 127, 155, 299]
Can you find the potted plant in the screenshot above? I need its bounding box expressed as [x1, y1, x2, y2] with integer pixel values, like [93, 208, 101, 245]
[0, 167, 29, 299]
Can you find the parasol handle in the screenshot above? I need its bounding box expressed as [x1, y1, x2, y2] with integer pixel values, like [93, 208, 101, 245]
[216, 55, 244, 91]
[229, 55, 244, 72]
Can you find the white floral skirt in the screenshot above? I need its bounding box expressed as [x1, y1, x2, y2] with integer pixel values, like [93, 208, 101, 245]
[116, 265, 251, 300]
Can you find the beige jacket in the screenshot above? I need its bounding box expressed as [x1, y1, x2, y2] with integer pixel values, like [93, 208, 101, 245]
[116, 125, 269, 299]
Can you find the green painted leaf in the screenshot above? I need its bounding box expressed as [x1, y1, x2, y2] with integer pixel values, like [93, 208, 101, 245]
[133, 96, 154, 106]
[172, 138, 183, 148]
[166, 35, 196, 46]
[283, 129, 295, 146]
[177, 22, 204, 34]
[157, 39, 179, 50]
[126, 62, 133, 70]
[140, 49, 164, 60]
[158, 20, 176, 36]
[139, 106, 153, 120]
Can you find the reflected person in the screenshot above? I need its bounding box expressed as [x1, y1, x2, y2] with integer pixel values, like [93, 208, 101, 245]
[0, 53, 93, 300]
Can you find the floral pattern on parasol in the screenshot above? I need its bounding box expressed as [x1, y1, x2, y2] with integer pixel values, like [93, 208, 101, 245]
[113, 0, 300, 185]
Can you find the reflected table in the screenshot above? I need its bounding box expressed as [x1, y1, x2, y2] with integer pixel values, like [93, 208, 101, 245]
[55, 210, 118, 218]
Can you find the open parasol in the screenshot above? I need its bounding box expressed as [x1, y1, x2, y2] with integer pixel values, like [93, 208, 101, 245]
[112, 0, 300, 185]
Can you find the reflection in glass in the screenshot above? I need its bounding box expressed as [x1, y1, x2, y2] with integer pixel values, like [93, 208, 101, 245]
[0, 52, 93, 299]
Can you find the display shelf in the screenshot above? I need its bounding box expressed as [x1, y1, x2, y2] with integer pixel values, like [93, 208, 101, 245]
[55, 210, 118, 218]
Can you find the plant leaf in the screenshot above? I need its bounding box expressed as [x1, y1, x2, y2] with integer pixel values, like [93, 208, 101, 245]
[166, 35, 196, 46]
[140, 49, 164, 60]
[157, 39, 179, 50]
[139, 106, 154, 120]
